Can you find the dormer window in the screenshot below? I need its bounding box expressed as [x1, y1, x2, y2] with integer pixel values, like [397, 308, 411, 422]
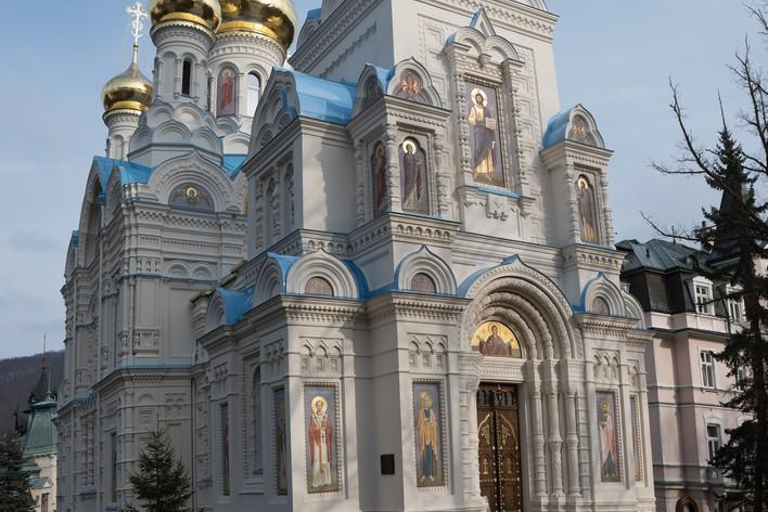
[691, 277, 714, 315]
[182, 59, 192, 96]
[726, 285, 745, 323]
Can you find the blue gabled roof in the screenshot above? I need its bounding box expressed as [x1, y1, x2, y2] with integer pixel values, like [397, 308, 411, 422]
[222, 154, 247, 178]
[542, 109, 573, 149]
[217, 286, 254, 325]
[93, 156, 154, 186]
[277, 68, 357, 125]
[307, 7, 321, 20]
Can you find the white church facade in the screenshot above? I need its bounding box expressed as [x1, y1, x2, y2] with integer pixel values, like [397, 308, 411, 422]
[57, 1, 657, 511]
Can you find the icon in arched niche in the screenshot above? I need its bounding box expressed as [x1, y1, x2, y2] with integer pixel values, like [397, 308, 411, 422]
[400, 138, 429, 214]
[395, 70, 426, 103]
[371, 141, 387, 215]
[576, 175, 599, 243]
[466, 83, 504, 187]
[471, 321, 522, 358]
[217, 68, 236, 117]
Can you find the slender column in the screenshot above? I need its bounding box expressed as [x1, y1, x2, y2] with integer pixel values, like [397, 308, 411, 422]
[546, 364, 564, 497]
[527, 360, 547, 497]
[384, 124, 401, 212]
[354, 142, 367, 225]
[434, 133, 449, 218]
[565, 386, 581, 496]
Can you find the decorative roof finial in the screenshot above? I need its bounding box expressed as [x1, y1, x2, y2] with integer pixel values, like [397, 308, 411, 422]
[127, 2, 149, 44]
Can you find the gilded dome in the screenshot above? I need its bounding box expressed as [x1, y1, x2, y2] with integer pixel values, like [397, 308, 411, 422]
[102, 45, 153, 113]
[149, 0, 222, 32]
[219, 0, 297, 50]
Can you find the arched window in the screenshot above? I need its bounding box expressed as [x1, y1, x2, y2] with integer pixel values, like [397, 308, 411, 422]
[181, 59, 192, 96]
[411, 273, 436, 294]
[246, 72, 261, 116]
[305, 277, 334, 297]
[252, 368, 262, 474]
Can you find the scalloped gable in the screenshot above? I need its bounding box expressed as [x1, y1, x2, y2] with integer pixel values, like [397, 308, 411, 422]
[274, 68, 357, 125]
[92, 156, 155, 192]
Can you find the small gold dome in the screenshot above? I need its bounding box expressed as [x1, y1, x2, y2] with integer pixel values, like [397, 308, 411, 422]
[102, 45, 153, 113]
[149, 0, 222, 32]
[218, 0, 297, 50]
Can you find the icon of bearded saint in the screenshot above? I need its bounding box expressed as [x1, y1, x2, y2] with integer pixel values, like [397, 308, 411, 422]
[309, 396, 333, 489]
[396, 71, 425, 101]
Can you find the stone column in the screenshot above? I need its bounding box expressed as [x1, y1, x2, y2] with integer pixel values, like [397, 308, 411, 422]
[384, 124, 401, 212]
[527, 360, 547, 497]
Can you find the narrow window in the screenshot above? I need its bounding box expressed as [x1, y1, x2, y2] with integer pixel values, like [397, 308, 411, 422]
[700, 351, 716, 389]
[729, 297, 744, 322]
[706, 423, 721, 461]
[221, 403, 230, 496]
[736, 366, 749, 389]
[252, 368, 262, 474]
[247, 72, 261, 116]
[110, 432, 117, 503]
[182, 59, 192, 96]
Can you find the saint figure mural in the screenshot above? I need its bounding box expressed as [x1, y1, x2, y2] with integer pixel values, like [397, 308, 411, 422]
[468, 86, 502, 186]
[416, 390, 439, 484]
[471, 322, 523, 358]
[576, 176, 598, 243]
[309, 396, 334, 489]
[218, 68, 236, 117]
[371, 142, 387, 214]
[597, 395, 620, 482]
[400, 139, 428, 213]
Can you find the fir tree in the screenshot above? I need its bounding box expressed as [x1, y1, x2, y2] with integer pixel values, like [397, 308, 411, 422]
[652, 5, 768, 504]
[123, 430, 193, 512]
[0, 431, 34, 512]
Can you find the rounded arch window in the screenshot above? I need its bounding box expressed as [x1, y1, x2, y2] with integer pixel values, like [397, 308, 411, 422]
[181, 59, 193, 95]
[676, 497, 698, 512]
[305, 277, 334, 297]
[410, 272, 436, 294]
[592, 296, 610, 315]
[246, 72, 261, 116]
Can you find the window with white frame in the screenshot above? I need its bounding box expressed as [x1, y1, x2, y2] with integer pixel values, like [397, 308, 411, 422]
[693, 279, 714, 315]
[736, 366, 749, 389]
[706, 423, 721, 461]
[727, 286, 745, 323]
[700, 350, 717, 388]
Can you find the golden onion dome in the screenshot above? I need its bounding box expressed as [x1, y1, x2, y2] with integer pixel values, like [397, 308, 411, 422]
[218, 0, 297, 50]
[101, 44, 153, 113]
[149, 0, 222, 32]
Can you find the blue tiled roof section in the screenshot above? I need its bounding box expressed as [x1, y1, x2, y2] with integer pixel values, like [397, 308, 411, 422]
[71, 231, 80, 246]
[307, 7, 321, 20]
[222, 154, 247, 178]
[344, 260, 370, 299]
[93, 156, 154, 187]
[217, 287, 254, 325]
[542, 108, 573, 149]
[278, 68, 357, 124]
[266, 252, 298, 293]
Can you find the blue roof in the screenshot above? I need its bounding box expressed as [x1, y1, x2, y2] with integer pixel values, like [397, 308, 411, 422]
[276, 68, 357, 125]
[71, 231, 80, 246]
[542, 109, 573, 149]
[307, 7, 321, 20]
[217, 287, 254, 325]
[93, 156, 154, 188]
[222, 154, 247, 178]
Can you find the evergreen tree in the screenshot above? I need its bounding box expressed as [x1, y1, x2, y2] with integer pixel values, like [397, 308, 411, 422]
[653, 5, 768, 504]
[0, 431, 34, 512]
[123, 430, 193, 512]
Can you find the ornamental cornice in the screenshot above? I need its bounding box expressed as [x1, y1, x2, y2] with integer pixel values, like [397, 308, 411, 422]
[561, 244, 623, 273]
[289, 0, 379, 72]
[151, 22, 216, 48]
[422, 0, 557, 42]
[366, 294, 469, 327]
[540, 141, 614, 169]
[573, 313, 638, 339]
[210, 32, 285, 60]
[626, 330, 654, 351]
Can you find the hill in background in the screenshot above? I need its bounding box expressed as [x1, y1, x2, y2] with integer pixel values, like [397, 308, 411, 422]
[0, 351, 64, 433]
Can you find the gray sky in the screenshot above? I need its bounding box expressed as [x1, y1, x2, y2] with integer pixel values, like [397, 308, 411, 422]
[0, 0, 757, 358]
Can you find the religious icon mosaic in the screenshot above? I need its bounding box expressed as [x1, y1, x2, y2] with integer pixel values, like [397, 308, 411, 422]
[465, 82, 504, 188]
[169, 183, 214, 212]
[395, 70, 428, 103]
[305, 385, 339, 494]
[399, 138, 429, 214]
[371, 141, 387, 215]
[471, 321, 522, 358]
[576, 175, 599, 244]
[413, 382, 444, 487]
[596, 391, 621, 482]
[217, 68, 236, 117]
[274, 388, 288, 495]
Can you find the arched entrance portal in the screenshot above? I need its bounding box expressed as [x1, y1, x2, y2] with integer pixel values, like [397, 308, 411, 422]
[477, 384, 523, 512]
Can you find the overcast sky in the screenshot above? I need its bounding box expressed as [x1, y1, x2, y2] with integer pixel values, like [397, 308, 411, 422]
[0, 0, 758, 358]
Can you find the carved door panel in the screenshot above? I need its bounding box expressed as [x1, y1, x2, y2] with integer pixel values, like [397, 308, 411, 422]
[477, 384, 523, 512]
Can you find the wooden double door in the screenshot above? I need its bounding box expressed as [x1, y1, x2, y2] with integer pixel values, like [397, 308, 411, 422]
[477, 384, 523, 512]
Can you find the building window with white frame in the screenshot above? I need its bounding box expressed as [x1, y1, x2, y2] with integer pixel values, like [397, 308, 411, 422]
[726, 286, 745, 323]
[706, 423, 722, 462]
[694, 279, 714, 315]
[700, 350, 717, 389]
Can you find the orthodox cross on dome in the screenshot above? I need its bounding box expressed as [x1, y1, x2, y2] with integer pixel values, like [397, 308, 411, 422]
[126, 2, 148, 43]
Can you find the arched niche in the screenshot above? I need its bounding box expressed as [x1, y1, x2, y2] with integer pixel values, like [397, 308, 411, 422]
[581, 274, 626, 317]
[286, 250, 359, 299]
[396, 246, 457, 296]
